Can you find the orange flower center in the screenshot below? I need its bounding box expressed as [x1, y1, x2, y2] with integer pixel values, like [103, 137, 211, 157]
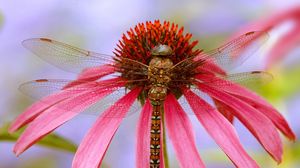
[114, 20, 200, 64]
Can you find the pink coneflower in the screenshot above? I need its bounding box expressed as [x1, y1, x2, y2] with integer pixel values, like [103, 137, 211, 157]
[235, 6, 300, 67]
[10, 20, 295, 168]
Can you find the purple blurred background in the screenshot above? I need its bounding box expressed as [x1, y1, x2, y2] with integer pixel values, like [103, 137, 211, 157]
[1, 0, 300, 168]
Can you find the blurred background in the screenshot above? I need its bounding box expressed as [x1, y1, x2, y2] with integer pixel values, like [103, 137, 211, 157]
[0, 0, 300, 168]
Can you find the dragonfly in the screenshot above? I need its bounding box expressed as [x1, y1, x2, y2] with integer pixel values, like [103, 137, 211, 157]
[20, 31, 271, 168]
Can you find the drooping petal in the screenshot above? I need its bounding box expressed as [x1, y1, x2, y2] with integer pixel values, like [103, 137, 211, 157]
[72, 87, 141, 168]
[184, 89, 259, 168]
[266, 26, 300, 67]
[197, 83, 283, 163]
[164, 94, 205, 168]
[9, 91, 71, 133]
[237, 95, 296, 141]
[9, 81, 97, 133]
[13, 79, 124, 156]
[136, 99, 152, 168]
[9, 78, 120, 133]
[197, 74, 295, 140]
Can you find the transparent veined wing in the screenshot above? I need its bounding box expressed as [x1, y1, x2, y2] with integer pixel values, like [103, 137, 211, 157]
[18, 78, 135, 99]
[201, 31, 269, 71]
[82, 88, 142, 118]
[23, 38, 148, 73]
[178, 71, 272, 115]
[171, 31, 269, 73]
[195, 71, 273, 87]
[178, 86, 215, 115]
[225, 71, 273, 88]
[19, 78, 145, 118]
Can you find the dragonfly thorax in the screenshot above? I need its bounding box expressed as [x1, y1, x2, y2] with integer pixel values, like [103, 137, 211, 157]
[148, 46, 174, 103]
[151, 44, 173, 56]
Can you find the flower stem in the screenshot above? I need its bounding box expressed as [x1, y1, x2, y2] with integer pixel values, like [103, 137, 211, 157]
[161, 107, 169, 168]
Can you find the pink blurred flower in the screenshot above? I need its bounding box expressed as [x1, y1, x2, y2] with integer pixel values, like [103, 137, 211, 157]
[10, 21, 295, 168]
[235, 6, 300, 67]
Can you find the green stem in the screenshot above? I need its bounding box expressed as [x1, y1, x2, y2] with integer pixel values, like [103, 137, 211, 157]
[161, 106, 169, 168]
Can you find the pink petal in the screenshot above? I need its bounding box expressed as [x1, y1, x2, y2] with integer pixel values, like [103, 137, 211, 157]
[63, 65, 116, 89]
[136, 99, 152, 168]
[213, 98, 234, 123]
[164, 94, 205, 168]
[237, 7, 300, 32]
[13, 79, 124, 156]
[233, 6, 300, 39]
[9, 91, 71, 133]
[197, 74, 295, 140]
[9, 82, 96, 133]
[237, 95, 296, 141]
[266, 26, 300, 67]
[77, 64, 115, 80]
[184, 89, 259, 168]
[72, 87, 141, 168]
[197, 83, 283, 163]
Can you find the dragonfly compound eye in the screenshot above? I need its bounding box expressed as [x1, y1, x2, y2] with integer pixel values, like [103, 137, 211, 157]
[151, 44, 173, 56]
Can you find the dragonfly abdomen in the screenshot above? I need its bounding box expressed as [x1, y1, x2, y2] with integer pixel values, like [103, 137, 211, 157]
[148, 86, 167, 168]
[150, 104, 162, 168]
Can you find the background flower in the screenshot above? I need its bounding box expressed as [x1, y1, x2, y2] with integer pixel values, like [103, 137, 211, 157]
[233, 6, 300, 68]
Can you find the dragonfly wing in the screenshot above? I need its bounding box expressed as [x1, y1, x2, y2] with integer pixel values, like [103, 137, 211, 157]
[82, 88, 143, 117]
[20, 79, 82, 100]
[19, 78, 143, 118]
[225, 71, 273, 88]
[19, 77, 148, 99]
[23, 38, 149, 75]
[170, 31, 268, 75]
[200, 31, 269, 71]
[178, 86, 215, 115]
[195, 71, 273, 87]
[23, 38, 116, 73]
[178, 71, 272, 115]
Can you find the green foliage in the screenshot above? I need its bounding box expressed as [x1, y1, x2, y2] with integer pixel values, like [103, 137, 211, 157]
[0, 11, 3, 29]
[0, 123, 77, 153]
[291, 142, 300, 159]
[21, 156, 57, 168]
[248, 66, 300, 101]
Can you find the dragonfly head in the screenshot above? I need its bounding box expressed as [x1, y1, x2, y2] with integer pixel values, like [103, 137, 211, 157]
[151, 44, 173, 57]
